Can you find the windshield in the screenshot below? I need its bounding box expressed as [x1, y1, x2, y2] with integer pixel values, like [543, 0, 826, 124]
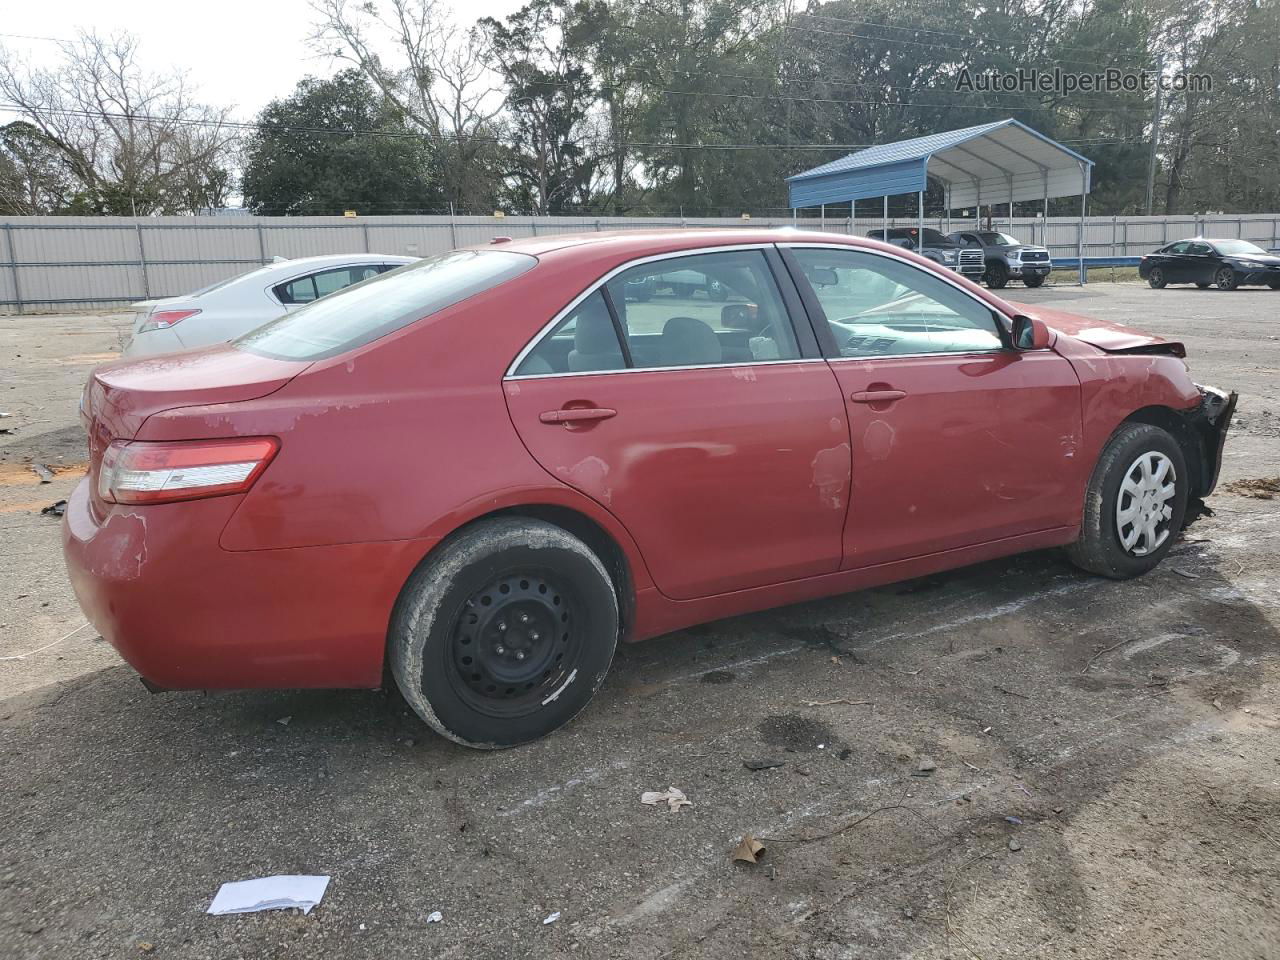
[237, 249, 536, 360]
[977, 232, 1020, 246]
[1213, 240, 1267, 256]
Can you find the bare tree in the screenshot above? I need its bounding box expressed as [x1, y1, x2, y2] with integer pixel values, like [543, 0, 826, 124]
[310, 0, 507, 208]
[0, 31, 236, 214]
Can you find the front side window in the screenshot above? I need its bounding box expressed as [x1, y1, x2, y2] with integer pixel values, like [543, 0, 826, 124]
[1186, 242, 1212, 256]
[240, 250, 536, 360]
[791, 248, 1004, 358]
[513, 250, 800, 376]
[1165, 241, 1192, 254]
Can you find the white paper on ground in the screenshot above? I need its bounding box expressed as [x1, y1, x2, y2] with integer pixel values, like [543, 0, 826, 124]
[207, 875, 331, 915]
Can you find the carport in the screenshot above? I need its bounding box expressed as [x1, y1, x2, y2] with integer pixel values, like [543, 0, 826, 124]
[786, 118, 1095, 283]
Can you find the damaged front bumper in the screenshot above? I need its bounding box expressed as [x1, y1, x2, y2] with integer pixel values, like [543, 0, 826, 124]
[1189, 384, 1237, 497]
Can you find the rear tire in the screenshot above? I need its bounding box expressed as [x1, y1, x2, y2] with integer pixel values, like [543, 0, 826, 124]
[1147, 267, 1167, 289]
[1065, 423, 1188, 579]
[389, 518, 618, 748]
[1215, 267, 1238, 291]
[985, 261, 1009, 289]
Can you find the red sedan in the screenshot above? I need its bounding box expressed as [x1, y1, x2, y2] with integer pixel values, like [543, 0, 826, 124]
[64, 230, 1236, 748]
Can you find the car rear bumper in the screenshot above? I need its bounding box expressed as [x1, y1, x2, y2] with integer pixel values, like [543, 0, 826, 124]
[61, 478, 429, 690]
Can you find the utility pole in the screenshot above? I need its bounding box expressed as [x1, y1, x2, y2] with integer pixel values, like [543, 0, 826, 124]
[1145, 54, 1164, 216]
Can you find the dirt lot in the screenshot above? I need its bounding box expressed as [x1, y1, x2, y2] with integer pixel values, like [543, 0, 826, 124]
[1, 283, 1277, 960]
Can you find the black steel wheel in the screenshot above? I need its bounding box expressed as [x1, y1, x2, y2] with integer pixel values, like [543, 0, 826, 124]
[390, 518, 619, 748]
[447, 571, 582, 717]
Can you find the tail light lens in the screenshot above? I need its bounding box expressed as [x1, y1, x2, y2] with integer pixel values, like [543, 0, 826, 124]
[97, 437, 278, 504]
[139, 309, 200, 332]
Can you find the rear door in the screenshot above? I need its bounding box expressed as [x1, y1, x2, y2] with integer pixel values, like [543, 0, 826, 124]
[1159, 241, 1193, 282]
[782, 244, 1083, 569]
[1184, 242, 1216, 283]
[503, 247, 851, 600]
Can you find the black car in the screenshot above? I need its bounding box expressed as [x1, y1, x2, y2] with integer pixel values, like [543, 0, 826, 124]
[1139, 238, 1280, 291]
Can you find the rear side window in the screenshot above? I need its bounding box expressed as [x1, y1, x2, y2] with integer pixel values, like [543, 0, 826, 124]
[274, 265, 392, 305]
[512, 250, 799, 376]
[239, 250, 535, 360]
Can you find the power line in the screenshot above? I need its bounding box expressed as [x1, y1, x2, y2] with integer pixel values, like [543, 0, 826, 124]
[793, 11, 1153, 65]
[784, 20, 1154, 72]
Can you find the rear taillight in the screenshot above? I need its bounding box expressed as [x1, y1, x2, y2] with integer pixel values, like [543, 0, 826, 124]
[97, 437, 278, 505]
[139, 309, 201, 332]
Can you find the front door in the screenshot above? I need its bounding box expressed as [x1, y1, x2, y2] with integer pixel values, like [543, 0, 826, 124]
[504, 248, 851, 600]
[783, 245, 1084, 569]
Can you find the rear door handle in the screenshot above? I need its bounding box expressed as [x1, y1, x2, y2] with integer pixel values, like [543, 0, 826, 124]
[850, 389, 907, 404]
[539, 407, 618, 424]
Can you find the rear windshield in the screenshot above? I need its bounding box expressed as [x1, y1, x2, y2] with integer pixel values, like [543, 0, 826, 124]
[236, 250, 536, 360]
[1213, 239, 1266, 256]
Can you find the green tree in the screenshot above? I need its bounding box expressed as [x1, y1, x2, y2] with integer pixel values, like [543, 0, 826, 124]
[481, 0, 603, 214]
[242, 70, 441, 215]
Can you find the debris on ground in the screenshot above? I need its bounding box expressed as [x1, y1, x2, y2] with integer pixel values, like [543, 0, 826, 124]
[30, 463, 55, 483]
[743, 758, 786, 771]
[1173, 567, 1201, 580]
[276, 716, 292, 726]
[731, 835, 766, 864]
[1004, 816, 1023, 825]
[914, 757, 937, 776]
[206, 875, 330, 915]
[426, 911, 443, 923]
[800, 698, 872, 707]
[542, 911, 561, 925]
[641, 786, 691, 812]
[1223, 477, 1280, 499]
[41, 500, 67, 518]
[1008, 839, 1023, 852]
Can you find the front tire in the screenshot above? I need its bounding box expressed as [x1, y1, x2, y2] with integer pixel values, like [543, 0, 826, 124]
[985, 261, 1009, 289]
[1215, 267, 1239, 291]
[389, 518, 619, 748]
[1023, 274, 1045, 288]
[1147, 267, 1167, 289]
[1065, 423, 1188, 579]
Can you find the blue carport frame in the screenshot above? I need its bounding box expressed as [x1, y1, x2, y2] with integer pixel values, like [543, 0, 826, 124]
[786, 119, 1095, 284]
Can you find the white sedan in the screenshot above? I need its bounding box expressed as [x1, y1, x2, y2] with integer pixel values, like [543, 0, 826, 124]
[123, 253, 416, 357]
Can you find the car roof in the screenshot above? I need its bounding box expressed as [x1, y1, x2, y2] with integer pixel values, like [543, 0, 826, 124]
[469, 228, 903, 259]
[258, 252, 416, 275]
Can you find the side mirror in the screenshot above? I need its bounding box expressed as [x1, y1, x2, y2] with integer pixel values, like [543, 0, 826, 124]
[721, 302, 759, 330]
[1012, 314, 1051, 350]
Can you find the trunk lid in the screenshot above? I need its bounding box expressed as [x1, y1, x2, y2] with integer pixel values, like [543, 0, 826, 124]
[86, 345, 311, 447]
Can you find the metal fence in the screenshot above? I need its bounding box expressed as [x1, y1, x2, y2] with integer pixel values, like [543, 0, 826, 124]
[2, 212, 1279, 314]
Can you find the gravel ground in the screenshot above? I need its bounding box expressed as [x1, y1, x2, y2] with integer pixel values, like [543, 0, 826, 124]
[1, 284, 1277, 960]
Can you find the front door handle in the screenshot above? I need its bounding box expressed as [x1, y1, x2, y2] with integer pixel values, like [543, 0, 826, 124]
[539, 407, 618, 424]
[850, 389, 906, 404]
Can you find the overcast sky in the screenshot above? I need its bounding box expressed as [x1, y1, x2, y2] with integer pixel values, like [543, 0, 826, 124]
[2, 0, 528, 118]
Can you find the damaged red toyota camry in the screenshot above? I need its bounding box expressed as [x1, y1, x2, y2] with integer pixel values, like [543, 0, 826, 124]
[64, 230, 1235, 748]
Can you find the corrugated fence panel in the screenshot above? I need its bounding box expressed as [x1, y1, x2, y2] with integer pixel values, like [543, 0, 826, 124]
[2, 213, 1279, 313]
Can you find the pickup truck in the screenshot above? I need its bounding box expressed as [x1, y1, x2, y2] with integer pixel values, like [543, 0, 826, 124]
[946, 230, 1052, 289]
[865, 228, 986, 278]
